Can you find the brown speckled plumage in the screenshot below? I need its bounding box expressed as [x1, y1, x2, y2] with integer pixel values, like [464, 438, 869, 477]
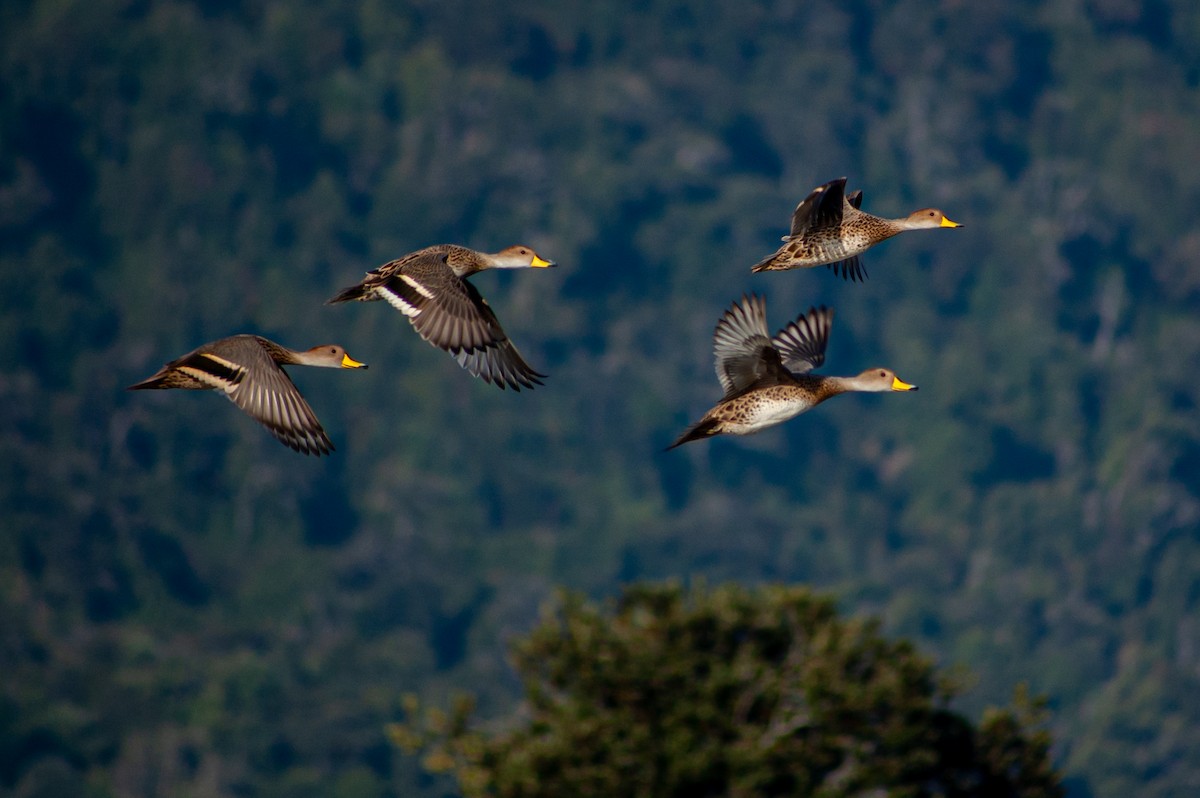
[668, 295, 917, 449]
[751, 178, 961, 281]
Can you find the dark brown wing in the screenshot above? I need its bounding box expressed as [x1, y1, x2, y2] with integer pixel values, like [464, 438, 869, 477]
[825, 256, 868, 283]
[772, 306, 833, 375]
[712, 294, 790, 398]
[375, 251, 545, 390]
[789, 177, 848, 237]
[220, 339, 334, 456]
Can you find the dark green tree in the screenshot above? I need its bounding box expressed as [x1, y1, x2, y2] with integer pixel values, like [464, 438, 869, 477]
[394, 582, 1063, 798]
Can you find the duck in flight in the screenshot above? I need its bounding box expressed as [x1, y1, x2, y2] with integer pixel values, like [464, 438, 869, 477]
[328, 244, 555, 390]
[751, 177, 961, 281]
[668, 294, 917, 448]
[128, 334, 367, 456]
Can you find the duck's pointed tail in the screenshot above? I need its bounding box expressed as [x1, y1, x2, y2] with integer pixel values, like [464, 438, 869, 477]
[750, 254, 779, 273]
[326, 283, 371, 304]
[126, 372, 168, 390]
[665, 419, 719, 450]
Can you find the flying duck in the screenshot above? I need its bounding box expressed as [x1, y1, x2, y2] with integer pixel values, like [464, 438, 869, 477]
[751, 177, 961, 281]
[328, 244, 555, 390]
[668, 295, 916, 448]
[128, 335, 367, 456]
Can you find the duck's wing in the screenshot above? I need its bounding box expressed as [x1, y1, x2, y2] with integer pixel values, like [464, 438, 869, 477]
[845, 189, 863, 210]
[788, 177, 848, 237]
[825, 256, 868, 283]
[450, 330, 546, 390]
[377, 252, 544, 390]
[772, 306, 833, 374]
[218, 339, 334, 456]
[712, 294, 789, 397]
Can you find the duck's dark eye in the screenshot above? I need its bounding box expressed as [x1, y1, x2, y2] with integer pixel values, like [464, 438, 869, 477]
[879, 370, 886, 377]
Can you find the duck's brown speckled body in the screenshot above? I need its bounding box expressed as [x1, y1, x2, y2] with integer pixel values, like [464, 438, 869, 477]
[668, 295, 916, 448]
[751, 178, 961, 281]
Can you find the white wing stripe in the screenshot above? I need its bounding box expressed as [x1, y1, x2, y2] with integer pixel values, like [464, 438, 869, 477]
[178, 365, 240, 392]
[378, 285, 422, 318]
[399, 274, 436, 299]
[200, 353, 242, 371]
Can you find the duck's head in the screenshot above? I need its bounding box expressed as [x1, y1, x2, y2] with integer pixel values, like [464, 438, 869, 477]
[853, 368, 917, 392]
[905, 208, 961, 229]
[489, 245, 557, 270]
[302, 345, 369, 369]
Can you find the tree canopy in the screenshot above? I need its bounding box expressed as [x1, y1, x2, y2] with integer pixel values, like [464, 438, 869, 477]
[397, 583, 1062, 798]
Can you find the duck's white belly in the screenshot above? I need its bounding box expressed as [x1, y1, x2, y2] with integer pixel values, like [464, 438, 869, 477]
[719, 389, 815, 435]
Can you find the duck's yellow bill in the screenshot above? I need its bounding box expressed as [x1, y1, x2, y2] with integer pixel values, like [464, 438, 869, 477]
[342, 353, 368, 369]
[940, 217, 962, 228]
[531, 254, 556, 268]
[891, 376, 917, 391]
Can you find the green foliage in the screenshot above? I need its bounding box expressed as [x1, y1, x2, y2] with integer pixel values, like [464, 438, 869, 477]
[398, 583, 1063, 798]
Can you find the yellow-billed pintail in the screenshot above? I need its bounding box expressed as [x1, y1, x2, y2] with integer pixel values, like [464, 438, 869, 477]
[668, 294, 916, 448]
[751, 177, 961, 281]
[328, 244, 554, 390]
[128, 335, 367, 456]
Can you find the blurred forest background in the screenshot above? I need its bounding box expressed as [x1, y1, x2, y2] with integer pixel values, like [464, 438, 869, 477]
[3, 0, 1200, 796]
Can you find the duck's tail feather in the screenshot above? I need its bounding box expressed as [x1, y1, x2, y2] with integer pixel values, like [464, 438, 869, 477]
[665, 418, 719, 450]
[326, 282, 372, 304]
